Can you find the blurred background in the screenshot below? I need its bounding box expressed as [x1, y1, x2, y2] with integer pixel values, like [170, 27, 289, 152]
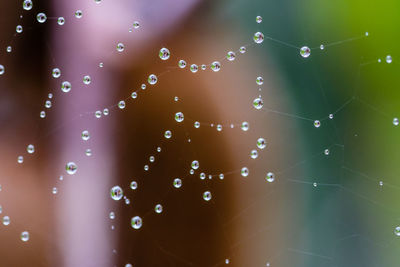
[0, 0, 400, 266]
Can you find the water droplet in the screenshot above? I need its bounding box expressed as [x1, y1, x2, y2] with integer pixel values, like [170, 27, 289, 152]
[2, 216, 10, 226]
[393, 118, 399, 126]
[226, 51, 236, 61]
[253, 32, 264, 44]
[173, 178, 182, 188]
[164, 130, 172, 139]
[16, 25, 23, 33]
[95, 111, 102, 118]
[329, 114, 334, 119]
[131, 92, 137, 99]
[257, 138, 266, 149]
[83, 75, 91, 85]
[103, 108, 109, 116]
[52, 187, 58, 194]
[17, 156, 23, 163]
[191, 160, 199, 170]
[148, 74, 158, 85]
[256, 16, 262, 23]
[0, 65, 4, 75]
[194, 121, 200, 128]
[241, 121, 249, 131]
[300, 46, 311, 58]
[36, 13, 47, 23]
[81, 130, 90, 141]
[110, 186, 123, 201]
[155, 204, 163, 213]
[57, 17, 65, 25]
[75, 10, 83, 19]
[225, 259, 230, 264]
[175, 112, 184, 122]
[61, 81, 71, 93]
[211, 61, 221, 72]
[131, 216, 142, 229]
[130, 181, 137, 190]
[203, 191, 212, 201]
[217, 124, 222, 131]
[159, 47, 170, 60]
[52, 68, 61, 78]
[190, 64, 198, 73]
[239, 46, 246, 54]
[253, 97, 263, 109]
[320, 44, 324, 50]
[178, 60, 187, 68]
[266, 172, 275, 182]
[23, 0, 33, 10]
[314, 120, 321, 128]
[241, 167, 249, 177]
[133, 21, 140, 29]
[20, 231, 29, 242]
[27, 144, 35, 154]
[250, 150, 258, 159]
[395, 227, 400, 236]
[40, 111, 46, 118]
[109, 211, 115, 219]
[386, 55, 392, 64]
[65, 162, 77, 175]
[85, 149, 92, 156]
[116, 42, 125, 52]
[324, 149, 330, 155]
[219, 174, 224, 179]
[118, 100, 126, 109]
[256, 77, 264, 86]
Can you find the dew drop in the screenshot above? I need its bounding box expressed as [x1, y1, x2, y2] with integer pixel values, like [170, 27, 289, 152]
[130, 181, 137, 190]
[190, 64, 198, 73]
[36, 13, 47, 23]
[241, 121, 249, 131]
[253, 97, 264, 110]
[81, 130, 90, 141]
[131, 216, 142, 229]
[52, 68, 61, 78]
[20, 231, 29, 242]
[241, 167, 249, 177]
[178, 60, 187, 68]
[164, 130, 172, 139]
[175, 112, 184, 122]
[256, 16, 262, 23]
[57, 17, 65, 25]
[266, 172, 275, 182]
[155, 204, 163, 214]
[61, 81, 71, 93]
[159, 47, 170, 60]
[116, 42, 125, 52]
[110, 186, 123, 201]
[191, 160, 199, 170]
[75, 10, 83, 19]
[211, 61, 221, 72]
[23, 0, 33, 10]
[203, 191, 212, 201]
[65, 162, 77, 175]
[314, 120, 321, 128]
[2, 216, 10, 226]
[386, 55, 392, 64]
[300, 46, 311, 58]
[226, 51, 236, 61]
[253, 32, 264, 44]
[148, 74, 158, 85]
[173, 178, 182, 188]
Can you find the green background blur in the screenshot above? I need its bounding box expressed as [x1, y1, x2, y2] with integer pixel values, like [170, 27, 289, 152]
[215, 0, 400, 266]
